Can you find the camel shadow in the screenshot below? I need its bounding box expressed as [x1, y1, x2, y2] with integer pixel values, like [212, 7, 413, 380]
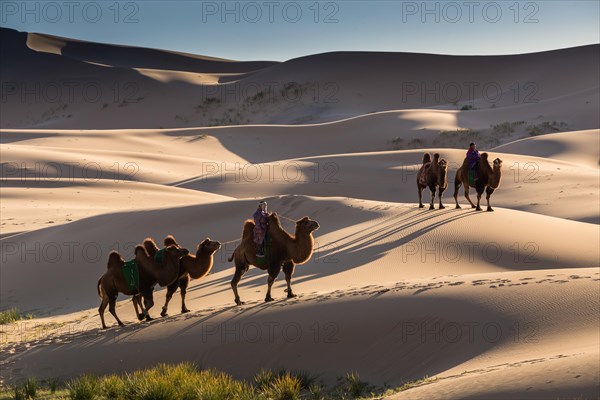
[185, 207, 477, 305]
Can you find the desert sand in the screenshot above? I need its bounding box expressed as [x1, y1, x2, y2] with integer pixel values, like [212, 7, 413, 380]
[0, 28, 599, 399]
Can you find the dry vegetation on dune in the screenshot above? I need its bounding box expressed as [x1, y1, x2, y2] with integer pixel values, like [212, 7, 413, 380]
[5, 362, 436, 400]
[391, 119, 571, 150]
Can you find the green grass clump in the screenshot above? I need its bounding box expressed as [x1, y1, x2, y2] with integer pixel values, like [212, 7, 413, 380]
[14, 378, 38, 400]
[2, 362, 439, 399]
[336, 371, 370, 398]
[262, 373, 302, 400]
[66, 374, 99, 400]
[0, 308, 33, 324]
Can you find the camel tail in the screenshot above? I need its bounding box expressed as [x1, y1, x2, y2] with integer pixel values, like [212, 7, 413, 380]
[97, 277, 103, 299]
[228, 254, 234, 262]
[422, 153, 431, 164]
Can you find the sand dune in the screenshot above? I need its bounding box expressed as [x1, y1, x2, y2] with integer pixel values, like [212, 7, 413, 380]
[2, 27, 598, 129]
[493, 129, 600, 169]
[26, 31, 277, 73]
[1, 30, 599, 399]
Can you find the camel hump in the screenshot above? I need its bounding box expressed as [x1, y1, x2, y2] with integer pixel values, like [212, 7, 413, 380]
[422, 152, 431, 164]
[135, 245, 149, 257]
[433, 153, 440, 160]
[481, 152, 489, 160]
[143, 238, 158, 255]
[143, 237, 157, 247]
[163, 235, 178, 247]
[107, 251, 122, 268]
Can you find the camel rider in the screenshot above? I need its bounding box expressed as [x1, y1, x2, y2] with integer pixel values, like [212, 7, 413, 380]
[467, 142, 481, 174]
[253, 201, 268, 257]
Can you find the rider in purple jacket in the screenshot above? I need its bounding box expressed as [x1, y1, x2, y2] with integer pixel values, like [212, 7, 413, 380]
[467, 142, 480, 170]
[253, 201, 268, 256]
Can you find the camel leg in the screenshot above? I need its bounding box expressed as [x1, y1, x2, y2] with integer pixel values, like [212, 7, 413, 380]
[142, 288, 154, 321]
[475, 189, 483, 211]
[179, 276, 190, 314]
[108, 296, 124, 327]
[160, 280, 179, 317]
[265, 265, 281, 302]
[438, 186, 446, 209]
[98, 291, 109, 329]
[486, 187, 495, 212]
[231, 265, 247, 305]
[464, 185, 476, 209]
[418, 186, 425, 208]
[453, 179, 462, 209]
[282, 261, 297, 299]
[132, 295, 147, 321]
[429, 186, 436, 210]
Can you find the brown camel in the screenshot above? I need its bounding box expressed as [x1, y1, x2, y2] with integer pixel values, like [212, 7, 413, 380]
[159, 235, 222, 316]
[417, 152, 449, 210]
[228, 213, 319, 305]
[97, 243, 181, 329]
[453, 152, 503, 211]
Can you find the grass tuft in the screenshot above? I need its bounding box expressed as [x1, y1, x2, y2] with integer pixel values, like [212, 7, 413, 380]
[0, 308, 33, 324]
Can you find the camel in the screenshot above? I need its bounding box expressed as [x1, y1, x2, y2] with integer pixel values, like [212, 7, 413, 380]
[228, 213, 319, 305]
[453, 152, 503, 211]
[417, 152, 449, 210]
[97, 243, 181, 329]
[159, 235, 222, 317]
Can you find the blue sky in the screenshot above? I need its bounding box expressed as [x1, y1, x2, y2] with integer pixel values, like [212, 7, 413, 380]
[1, 1, 599, 61]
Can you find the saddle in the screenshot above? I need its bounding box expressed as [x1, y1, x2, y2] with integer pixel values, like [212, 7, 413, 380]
[256, 234, 272, 265]
[122, 259, 139, 291]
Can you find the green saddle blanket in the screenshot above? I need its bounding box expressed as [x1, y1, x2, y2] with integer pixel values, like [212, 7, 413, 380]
[468, 170, 476, 187]
[256, 234, 272, 265]
[123, 259, 139, 291]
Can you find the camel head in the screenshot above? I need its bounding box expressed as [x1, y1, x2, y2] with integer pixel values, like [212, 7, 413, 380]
[438, 158, 448, 172]
[493, 158, 502, 169]
[198, 237, 221, 255]
[296, 216, 320, 234]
